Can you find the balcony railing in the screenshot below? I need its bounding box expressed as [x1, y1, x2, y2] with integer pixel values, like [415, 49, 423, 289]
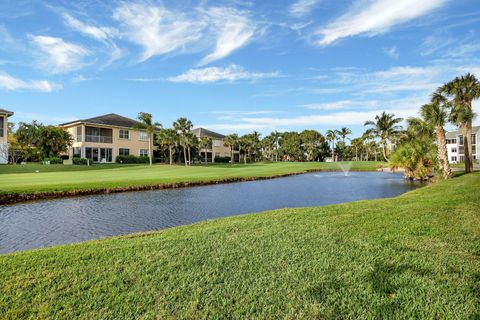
[85, 135, 113, 143]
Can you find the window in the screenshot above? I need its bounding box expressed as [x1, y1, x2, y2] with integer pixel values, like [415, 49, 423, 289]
[213, 139, 221, 147]
[119, 129, 130, 139]
[73, 147, 82, 157]
[451, 147, 457, 153]
[458, 135, 464, 146]
[76, 126, 82, 142]
[139, 149, 149, 157]
[0, 116, 4, 137]
[138, 131, 148, 141]
[472, 134, 476, 145]
[451, 156, 457, 162]
[119, 148, 130, 156]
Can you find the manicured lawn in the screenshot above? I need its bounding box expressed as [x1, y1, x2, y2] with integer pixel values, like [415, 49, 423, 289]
[0, 161, 385, 194]
[0, 163, 145, 174]
[1, 173, 478, 319]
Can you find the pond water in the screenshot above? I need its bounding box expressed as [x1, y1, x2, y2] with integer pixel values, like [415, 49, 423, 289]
[0, 172, 420, 254]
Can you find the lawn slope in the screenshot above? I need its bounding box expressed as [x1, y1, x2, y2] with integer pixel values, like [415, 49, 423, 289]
[1, 173, 479, 319]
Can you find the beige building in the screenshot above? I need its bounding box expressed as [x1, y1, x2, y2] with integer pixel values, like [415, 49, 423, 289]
[192, 128, 239, 162]
[60, 113, 154, 163]
[0, 108, 14, 164]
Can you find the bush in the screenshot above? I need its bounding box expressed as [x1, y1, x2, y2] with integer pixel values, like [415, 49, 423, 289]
[42, 157, 63, 164]
[73, 158, 89, 165]
[214, 156, 231, 163]
[116, 155, 150, 164]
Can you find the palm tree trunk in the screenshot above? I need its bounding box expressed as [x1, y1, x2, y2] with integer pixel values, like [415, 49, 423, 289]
[466, 122, 474, 172]
[382, 141, 388, 162]
[461, 124, 472, 173]
[188, 146, 191, 165]
[331, 142, 335, 162]
[148, 135, 152, 166]
[204, 146, 208, 164]
[183, 146, 187, 166]
[436, 126, 451, 179]
[169, 146, 173, 165]
[230, 146, 233, 163]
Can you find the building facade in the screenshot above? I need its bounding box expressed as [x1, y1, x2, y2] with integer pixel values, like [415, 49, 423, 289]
[0, 108, 14, 164]
[192, 128, 239, 162]
[60, 114, 154, 163]
[446, 126, 479, 164]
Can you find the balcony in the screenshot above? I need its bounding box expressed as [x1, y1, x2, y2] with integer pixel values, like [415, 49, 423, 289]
[85, 135, 113, 143]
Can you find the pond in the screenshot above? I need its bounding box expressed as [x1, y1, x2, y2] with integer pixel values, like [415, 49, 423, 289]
[0, 172, 420, 254]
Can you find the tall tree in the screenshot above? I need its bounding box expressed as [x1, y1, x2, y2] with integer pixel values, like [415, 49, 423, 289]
[173, 118, 193, 166]
[223, 134, 239, 163]
[325, 130, 337, 161]
[135, 112, 161, 166]
[441, 73, 480, 173]
[338, 127, 352, 142]
[364, 112, 403, 161]
[199, 136, 213, 164]
[157, 128, 178, 165]
[270, 131, 282, 161]
[422, 92, 452, 179]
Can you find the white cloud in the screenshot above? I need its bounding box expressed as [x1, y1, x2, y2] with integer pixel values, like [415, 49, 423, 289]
[0, 72, 61, 92]
[167, 65, 279, 83]
[383, 46, 399, 59]
[199, 7, 255, 66]
[290, 0, 321, 18]
[29, 35, 90, 73]
[315, 0, 447, 46]
[301, 100, 377, 110]
[62, 13, 117, 41]
[113, 3, 204, 62]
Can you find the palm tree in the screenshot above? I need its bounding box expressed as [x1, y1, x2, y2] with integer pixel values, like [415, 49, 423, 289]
[325, 130, 337, 161]
[338, 127, 352, 142]
[199, 136, 212, 164]
[135, 112, 161, 166]
[364, 112, 403, 161]
[157, 128, 178, 165]
[361, 131, 374, 161]
[223, 134, 239, 163]
[441, 73, 480, 173]
[270, 131, 282, 161]
[185, 132, 198, 165]
[350, 137, 363, 161]
[239, 135, 251, 164]
[173, 117, 193, 166]
[422, 92, 452, 179]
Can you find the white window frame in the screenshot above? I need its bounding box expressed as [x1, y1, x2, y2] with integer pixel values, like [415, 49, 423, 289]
[139, 149, 149, 157]
[138, 131, 148, 141]
[119, 129, 130, 140]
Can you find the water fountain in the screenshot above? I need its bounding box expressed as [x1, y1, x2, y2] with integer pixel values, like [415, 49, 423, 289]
[337, 162, 353, 176]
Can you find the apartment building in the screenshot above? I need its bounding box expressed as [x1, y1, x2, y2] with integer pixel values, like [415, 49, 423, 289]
[192, 128, 239, 162]
[0, 108, 14, 164]
[60, 113, 154, 163]
[446, 126, 479, 164]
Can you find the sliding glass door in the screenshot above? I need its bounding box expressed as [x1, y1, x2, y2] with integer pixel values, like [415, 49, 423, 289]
[85, 147, 113, 163]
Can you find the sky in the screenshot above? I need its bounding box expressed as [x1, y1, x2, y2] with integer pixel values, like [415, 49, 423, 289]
[0, 0, 479, 137]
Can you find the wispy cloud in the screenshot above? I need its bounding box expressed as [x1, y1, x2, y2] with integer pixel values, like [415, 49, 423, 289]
[383, 46, 399, 59]
[167, 65, 279, 84]
[62, 12, 118, 42]
[301, 100, 377, 110]
[199, 7, 255, 66]
[113, 3, 204, 62]
[0, 72, 61, 92]
[29, 35, 90, 73]
[289, 0, 321, 18]
[315, 0, 447, 46]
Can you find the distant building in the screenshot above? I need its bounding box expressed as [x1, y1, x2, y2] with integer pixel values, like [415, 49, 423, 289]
[445, 126, 479, 164]
[0, 108, 14, 164]
[192, 128, 239, 162]
[60, 113, 155, 163]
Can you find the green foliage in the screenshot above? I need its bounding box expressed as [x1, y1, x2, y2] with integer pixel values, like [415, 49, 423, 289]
[0, 173, 478, 319]
[390, 135, 437, 180]
[115, 155, 150, 164]
[73, 158, 89, 165]
[42, 157, 63, 164]
[214, 156, 231, 163]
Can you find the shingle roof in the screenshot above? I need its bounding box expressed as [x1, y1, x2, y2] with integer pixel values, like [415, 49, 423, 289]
[446, 126, 480, 138]
[191, 128, 225, 139]
[60, 113, 144, 128]
[0, 108, 14, 116]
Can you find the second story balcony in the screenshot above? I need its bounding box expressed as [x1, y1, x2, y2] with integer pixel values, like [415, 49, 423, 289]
[83, 126, 113, 144]
[85, 135, 113, 143]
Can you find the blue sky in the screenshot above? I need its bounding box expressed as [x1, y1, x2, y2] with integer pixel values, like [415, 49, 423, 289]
[0, 0, 479, 137]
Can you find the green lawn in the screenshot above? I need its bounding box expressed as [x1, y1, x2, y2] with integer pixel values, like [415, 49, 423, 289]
[0, 161, 385, 194]
[1, 173, 478, 319]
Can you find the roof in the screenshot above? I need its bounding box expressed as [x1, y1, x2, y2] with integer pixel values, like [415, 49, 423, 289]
[0, 108, 14, 116]
[60, 113, 144, 129]
[446, 126, 480, 139]
[191, 127, 225, 139]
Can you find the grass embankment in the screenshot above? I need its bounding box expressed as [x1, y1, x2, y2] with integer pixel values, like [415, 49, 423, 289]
[1, 173, 479, 319]
[0, 162, 384, 203]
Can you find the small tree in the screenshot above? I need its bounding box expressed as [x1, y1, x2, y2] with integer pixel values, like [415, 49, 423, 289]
[135, 112, 161, 166]
[199, 136, 212, 163]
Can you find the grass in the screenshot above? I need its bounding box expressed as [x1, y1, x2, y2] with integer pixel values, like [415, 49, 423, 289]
[0, 173, 479, 319]
[0, 163, 146, 174]
[0, 161, 385, 194]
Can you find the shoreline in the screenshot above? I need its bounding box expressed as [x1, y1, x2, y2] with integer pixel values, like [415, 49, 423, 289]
[0, 168, 389, 205]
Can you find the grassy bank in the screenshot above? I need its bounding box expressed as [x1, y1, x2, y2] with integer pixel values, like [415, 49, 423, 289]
[0, 162, 384, 197]
[1, 173, 479, 319]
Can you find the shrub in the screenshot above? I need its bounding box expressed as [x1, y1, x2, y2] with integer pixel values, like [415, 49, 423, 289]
[42, 157, 63, 164]
[73, 158, 89, 165]
[214, 156, 231, 163]
[116, 155, 149, 164]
